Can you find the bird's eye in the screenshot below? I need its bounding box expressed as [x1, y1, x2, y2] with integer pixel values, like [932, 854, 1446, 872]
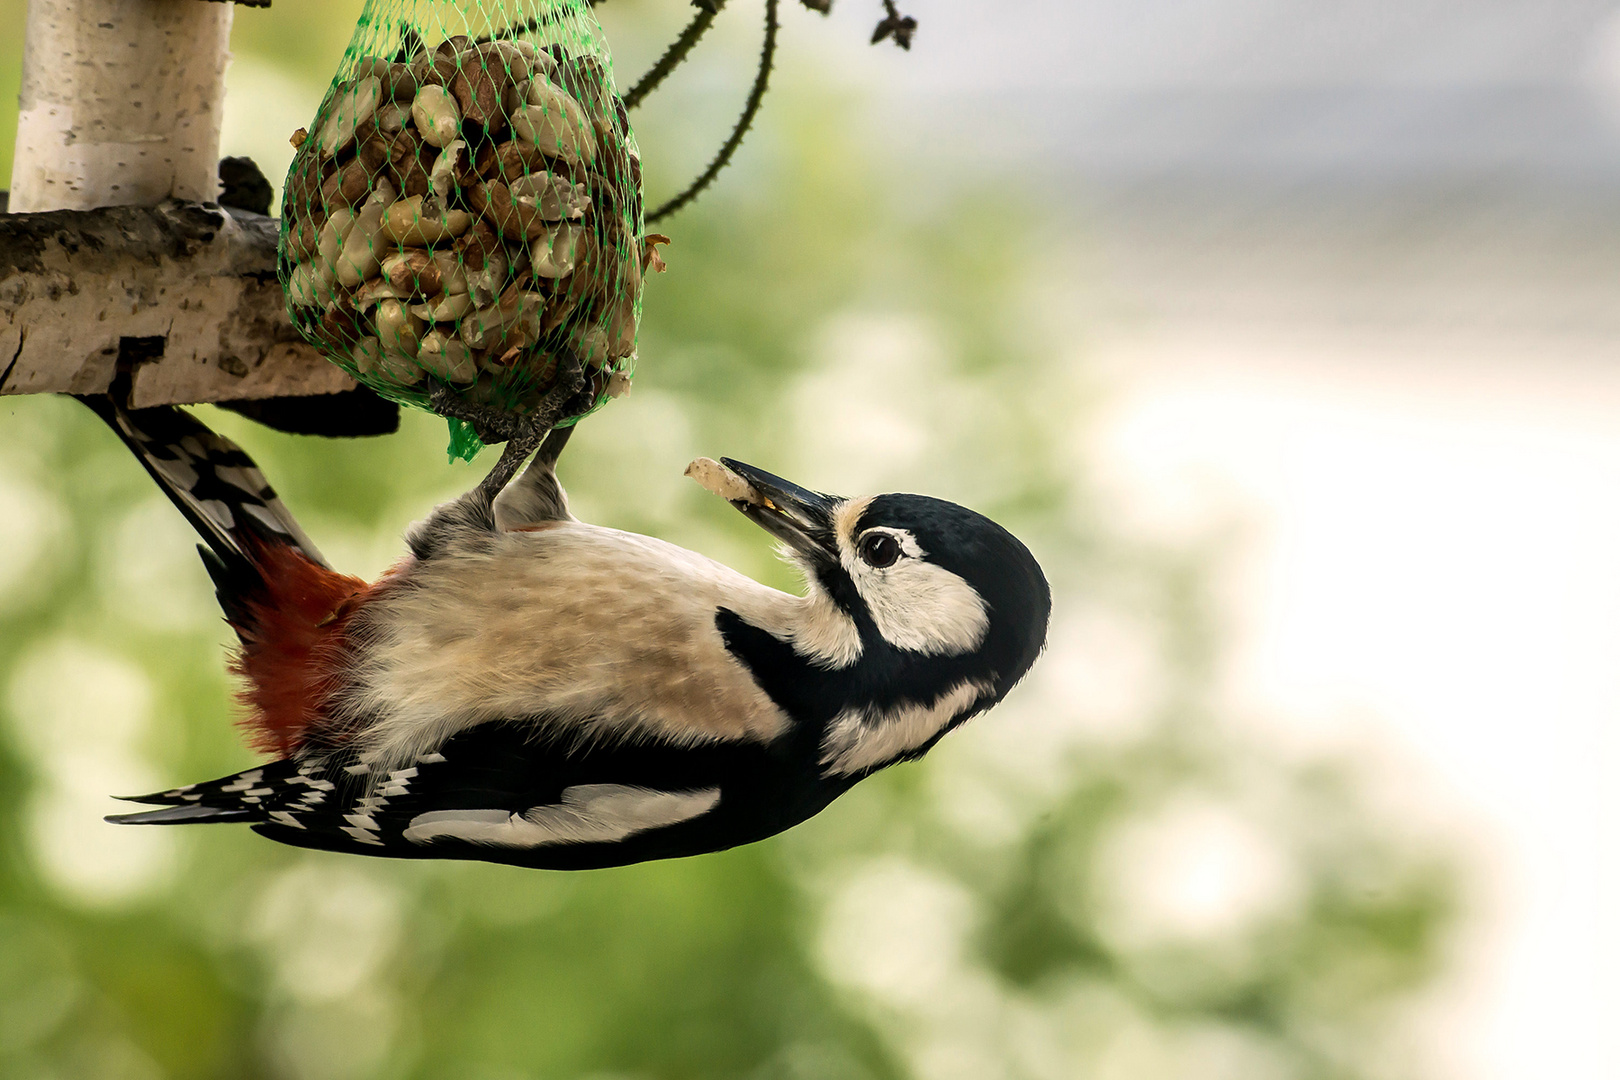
[858, 532, 902, 568]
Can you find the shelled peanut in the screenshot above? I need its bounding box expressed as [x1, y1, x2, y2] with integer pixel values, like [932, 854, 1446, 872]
[279, 35, 648, 416]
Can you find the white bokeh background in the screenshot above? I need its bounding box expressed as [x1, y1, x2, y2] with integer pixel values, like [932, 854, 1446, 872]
[781, 3, 1620, 1078]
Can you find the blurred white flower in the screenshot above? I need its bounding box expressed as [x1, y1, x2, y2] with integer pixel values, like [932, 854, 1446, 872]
[564, 388, 695, 527]
[100, 496, 217, 631]
[250, 862, 404, 1003]
[6, 639, 176, 906]
[793, 313, 939, 494]
[264, 988, 400, 1080]
[1096, 1018, 1292, 1080]
[1094, 798, 1302, 946]
[816, 857, 977, 1010]
[0, 467, 66, 609]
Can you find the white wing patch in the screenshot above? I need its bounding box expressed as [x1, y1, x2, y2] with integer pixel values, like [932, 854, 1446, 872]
[197, 499, 235, 530]
[211, 464, 268, 497]
[401, 784, 721, 848]
[820, 680, 992, 777]
[241, 502, 293, 535]
[219, 770, 264, 793]
[148, 455, 200, 491]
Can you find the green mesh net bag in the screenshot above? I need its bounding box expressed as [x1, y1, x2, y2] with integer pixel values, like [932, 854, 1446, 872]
[278, 1, 651, 458]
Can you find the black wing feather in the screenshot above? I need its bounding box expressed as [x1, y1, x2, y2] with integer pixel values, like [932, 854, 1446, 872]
[109, 718, 838, 871]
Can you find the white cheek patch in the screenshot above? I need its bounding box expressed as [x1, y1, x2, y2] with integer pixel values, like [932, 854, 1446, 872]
[820, 679, 991, 777]
[863, 560, 989, 655]
[838, 526, 989, 657]
[401, 784, 720, 848]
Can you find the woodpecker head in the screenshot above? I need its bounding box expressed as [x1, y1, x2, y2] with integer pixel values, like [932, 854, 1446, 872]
[688, 457, 1051, 773]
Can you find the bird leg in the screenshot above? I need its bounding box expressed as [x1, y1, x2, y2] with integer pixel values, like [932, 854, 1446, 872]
[492, 426, 575, 530]
[468, 354, 588, 505]
[472, 423, 546, 506]
[424, 353, 589, 507]
[407, 356, 589, 559]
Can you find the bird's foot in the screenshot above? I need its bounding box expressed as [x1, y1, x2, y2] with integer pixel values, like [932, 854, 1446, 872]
[464, 354, 588, 504]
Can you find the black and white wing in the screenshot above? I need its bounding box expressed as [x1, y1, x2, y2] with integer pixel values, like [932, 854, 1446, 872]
[104, 716, 814, 871]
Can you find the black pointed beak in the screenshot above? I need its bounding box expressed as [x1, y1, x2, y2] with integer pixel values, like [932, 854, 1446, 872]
[716, 458, 841, 561]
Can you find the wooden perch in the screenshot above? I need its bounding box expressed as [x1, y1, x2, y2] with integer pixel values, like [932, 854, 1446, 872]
[0, 200, 353, 408]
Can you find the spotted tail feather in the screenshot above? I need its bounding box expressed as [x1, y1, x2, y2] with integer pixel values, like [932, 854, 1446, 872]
[82, 396, 370, 756]
[107, 803, 260, 825]
[78, 395, 328, 577]
[108, 758, 327, 827]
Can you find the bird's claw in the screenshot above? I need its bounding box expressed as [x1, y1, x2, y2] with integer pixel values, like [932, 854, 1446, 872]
[464, 353, 589, 504]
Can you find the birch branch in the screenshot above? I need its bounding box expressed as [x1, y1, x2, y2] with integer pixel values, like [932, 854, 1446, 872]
[0, 200, 352, 408]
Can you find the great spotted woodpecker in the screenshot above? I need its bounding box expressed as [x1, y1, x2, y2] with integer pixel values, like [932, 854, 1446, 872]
[91, 399, 1050, 870]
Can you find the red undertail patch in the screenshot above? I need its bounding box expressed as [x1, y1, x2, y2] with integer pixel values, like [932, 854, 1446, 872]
[229, 541, 371, 756]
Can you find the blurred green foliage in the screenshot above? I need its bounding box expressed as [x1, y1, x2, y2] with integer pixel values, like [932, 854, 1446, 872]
[0, 3, 1458, 1078]
[0, 0, 25, 189]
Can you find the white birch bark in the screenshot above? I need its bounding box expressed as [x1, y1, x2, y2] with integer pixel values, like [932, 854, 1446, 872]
[8, 0, 234, 213]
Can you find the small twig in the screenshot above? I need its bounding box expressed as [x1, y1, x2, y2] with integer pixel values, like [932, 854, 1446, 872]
[623, 3, 726, 110]
[647, 0, 780, 224]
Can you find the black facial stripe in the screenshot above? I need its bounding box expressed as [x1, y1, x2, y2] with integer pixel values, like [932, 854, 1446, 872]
[809, 559, 871, 623]
[717, 607, 1005, 732]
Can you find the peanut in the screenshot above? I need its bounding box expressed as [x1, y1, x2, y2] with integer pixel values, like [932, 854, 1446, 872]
[335, 184, 395, 288]
[381, 248, 443, 297]
[530, 223, 581, 278]
[380, 195, 472, 246]
[411, 85, 462, 148]
[412, 291, 475, 322]
[417, 329, 478, 382]
[286, 36, 643, 415]
[316, 77, 382, 158]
